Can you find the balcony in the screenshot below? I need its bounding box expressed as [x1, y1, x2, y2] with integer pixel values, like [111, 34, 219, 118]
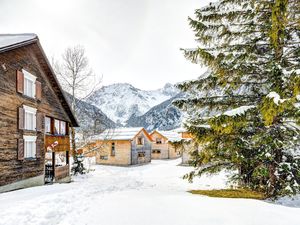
[45, 135, 70, 152]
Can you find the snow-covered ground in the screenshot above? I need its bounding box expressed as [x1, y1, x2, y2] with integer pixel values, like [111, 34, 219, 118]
[0, 159, 299, 225]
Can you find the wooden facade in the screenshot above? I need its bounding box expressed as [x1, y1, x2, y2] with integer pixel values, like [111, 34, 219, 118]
[89, 128, 152, 166]
[0, 34, 78, 192]
[150, 131, 169, 159]
[150, 130, 181, 160]
[177, 130, 200, 165]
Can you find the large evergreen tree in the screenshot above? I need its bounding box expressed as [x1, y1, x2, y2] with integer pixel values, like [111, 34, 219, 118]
[175, 0, 300, 197]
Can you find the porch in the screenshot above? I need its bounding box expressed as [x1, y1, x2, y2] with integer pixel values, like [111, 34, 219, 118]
[44, 135, 71, 183]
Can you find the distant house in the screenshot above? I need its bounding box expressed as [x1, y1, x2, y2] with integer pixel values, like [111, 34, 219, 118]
[175, 128, 194, 139]
[0, 34, 79, 193]
[150, 130, 182, 160]
[89, 127, 152, 166]
[174, 127, 206, 165]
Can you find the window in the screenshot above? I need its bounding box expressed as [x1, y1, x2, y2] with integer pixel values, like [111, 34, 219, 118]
[23, 70, 36, 98]
[152, 149, 161, 154]
[138, 152, 145, 157]
[100, 156, 108, 160]
[54, 119, 67, 135]
[24, 105, 36, 131]
[137, 137, 143, 145]
[60, 121, 66, 135]
[54, 119, 60, 135]
[111, 142, 115, 156]
[45, 117, 51, 133]
[24, 135, 37, 158]
[156, 138, 162, 144]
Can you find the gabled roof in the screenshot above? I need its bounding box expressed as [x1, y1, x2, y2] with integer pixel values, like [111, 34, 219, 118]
[150, 130, 168, 140]
[91, 127, 152, 141]
[0, 34, 38, 52]
[151, 130, 182, 142]
[0, 33, 79, 127]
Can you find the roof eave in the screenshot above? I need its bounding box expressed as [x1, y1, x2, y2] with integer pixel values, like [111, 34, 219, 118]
[35, 41, 79, 127]
[0, 38, 38, 54]
[0, 35, 79, 127]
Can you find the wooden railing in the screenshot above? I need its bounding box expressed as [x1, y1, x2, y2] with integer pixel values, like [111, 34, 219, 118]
[45, 135, 70, 152]
[55, 165, 70, 181]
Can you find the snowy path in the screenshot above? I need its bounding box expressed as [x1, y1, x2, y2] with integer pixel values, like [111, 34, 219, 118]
[0, 159, 299, 225]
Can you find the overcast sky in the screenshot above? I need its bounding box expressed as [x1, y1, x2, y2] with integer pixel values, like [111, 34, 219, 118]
[0, 0, 211, 90]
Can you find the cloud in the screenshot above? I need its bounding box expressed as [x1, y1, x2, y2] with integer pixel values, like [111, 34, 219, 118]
[0, 0, 211, 89]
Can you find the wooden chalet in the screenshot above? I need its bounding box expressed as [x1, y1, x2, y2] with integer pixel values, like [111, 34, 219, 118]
[89, 127, 152, 166]
[174, 128, 203, 165]
[0, 34, 79, 193]
[150, 130, 182, 160]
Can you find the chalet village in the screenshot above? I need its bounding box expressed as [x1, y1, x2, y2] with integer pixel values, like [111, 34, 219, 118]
[0, 0, 300, 224]
[0, 34, 198, 193]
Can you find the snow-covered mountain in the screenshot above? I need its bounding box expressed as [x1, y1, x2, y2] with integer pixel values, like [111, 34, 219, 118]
[64, 92, 116, 137]
[126, 93, 184, 131]
[87, 83, 179, 125]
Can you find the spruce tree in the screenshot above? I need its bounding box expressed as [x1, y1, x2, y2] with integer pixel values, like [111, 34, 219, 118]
[175, 0, 300, 197]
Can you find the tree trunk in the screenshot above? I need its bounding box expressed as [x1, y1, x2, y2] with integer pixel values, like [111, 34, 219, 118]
[268, 164, 276, 197]
[71, 126, 76, 156]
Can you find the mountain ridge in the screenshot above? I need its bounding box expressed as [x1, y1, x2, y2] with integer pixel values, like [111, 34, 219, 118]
[126, 93, 184, 131]
[86, 82, 180, 125]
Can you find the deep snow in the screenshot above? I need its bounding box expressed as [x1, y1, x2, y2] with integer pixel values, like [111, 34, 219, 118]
[0, 159, 299, 225]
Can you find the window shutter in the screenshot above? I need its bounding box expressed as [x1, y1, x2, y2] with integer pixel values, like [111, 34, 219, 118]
[35, 81, 42, 100]
[16, 70, 24, 94]
[36, 112, 44, 132]
[36, 139, 41, 158]
[18, 107, 24, 130]
[18, 139, 24, 160]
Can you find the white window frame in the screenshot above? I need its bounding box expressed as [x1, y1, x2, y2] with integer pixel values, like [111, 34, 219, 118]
[24, 135, 37, 158]
[54, 119, 67, 135]
[23, 105, 37, 131]
[23, 69, 36, 98]
[45, 117, 51, 134]
[60, 121, 66, 135]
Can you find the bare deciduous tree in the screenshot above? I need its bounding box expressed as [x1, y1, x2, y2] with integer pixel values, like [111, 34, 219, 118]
[53, 45, 101, 112]
[52, 45, 101, 174]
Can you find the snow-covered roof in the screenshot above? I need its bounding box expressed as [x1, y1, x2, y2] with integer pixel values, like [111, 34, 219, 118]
[173, 127, 187, 133]
[0, 33, 37, 52]
[160, 131, 182, 142]
[91, 127, 150, 141]
[152, 130, 183, 142]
